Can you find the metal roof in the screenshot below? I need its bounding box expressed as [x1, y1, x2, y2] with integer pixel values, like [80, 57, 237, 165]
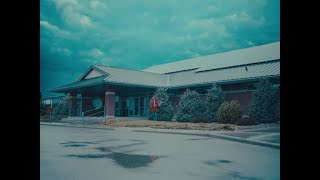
[167, 60, 280, 87]
[96, 65, 167, 87]
[143, 42, 280, 74]
[49, 42, 280, 93]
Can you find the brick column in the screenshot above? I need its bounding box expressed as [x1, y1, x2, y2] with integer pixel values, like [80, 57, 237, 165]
[69, 93, 77, 116]
[105, 91, 115, 117]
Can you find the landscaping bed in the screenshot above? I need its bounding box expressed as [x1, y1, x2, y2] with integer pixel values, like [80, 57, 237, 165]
[102, 119, 239, 131]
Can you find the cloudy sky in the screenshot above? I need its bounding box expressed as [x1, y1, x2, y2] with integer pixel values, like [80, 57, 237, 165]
[40, 0, 280, 97]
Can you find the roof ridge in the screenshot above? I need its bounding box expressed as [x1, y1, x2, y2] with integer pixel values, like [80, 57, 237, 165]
[94, 64, 167, 75]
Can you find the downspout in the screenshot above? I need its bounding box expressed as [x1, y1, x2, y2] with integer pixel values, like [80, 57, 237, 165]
[166, 74, 170, 87]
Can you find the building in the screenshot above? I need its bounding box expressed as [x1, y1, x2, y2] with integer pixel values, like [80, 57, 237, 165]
[49, 42, 280, 118]
[41, 96, 65, 107]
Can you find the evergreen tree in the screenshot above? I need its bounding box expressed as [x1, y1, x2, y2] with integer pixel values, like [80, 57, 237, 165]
[176, 89, 205, 122]
[249, 78, 280, 123]
[150, 88, 174, 121]
[205, 84, 224, 122]
[51, 95, 70, 121]
[40, 91, 45, 116]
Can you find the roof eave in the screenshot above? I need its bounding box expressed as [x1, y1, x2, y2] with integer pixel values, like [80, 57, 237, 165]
[48, 81, 161, 93]
[166, 74, 280, 89]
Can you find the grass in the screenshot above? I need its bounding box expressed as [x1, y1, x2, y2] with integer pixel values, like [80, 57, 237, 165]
[102, 119, 238, 131]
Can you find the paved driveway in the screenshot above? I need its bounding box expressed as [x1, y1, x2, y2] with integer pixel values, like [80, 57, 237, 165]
[40, 125, 280, 180]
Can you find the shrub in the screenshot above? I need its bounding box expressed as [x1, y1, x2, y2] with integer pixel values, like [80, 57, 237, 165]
[191, 116, 210, 123]
[216, 100, 242, 124]
[149, 88, 174, 121]
[205, 84, 224, 122]
[176, 89, 206, 122]
[249, 78, 280, 123]
[236, 117, 258, 126]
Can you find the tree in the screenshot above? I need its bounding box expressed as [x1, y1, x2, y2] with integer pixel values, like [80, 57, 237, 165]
[150, 88, 174, 121]
[205, 84, 224, 122]
[51, 95, 70, 121]
[40, 91, 45, 116]
[249, 78, 280, 123]
[176, 89, 205, 122]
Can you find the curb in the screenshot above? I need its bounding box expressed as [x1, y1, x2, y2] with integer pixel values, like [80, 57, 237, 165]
[40, 122, 114, 130]
[40, 123, 279, 149]
[133, 129, 280, 149]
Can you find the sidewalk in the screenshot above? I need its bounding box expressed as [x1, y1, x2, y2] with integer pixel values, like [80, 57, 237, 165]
[40, 122, 114, 130]
[40, 122, 279, 149]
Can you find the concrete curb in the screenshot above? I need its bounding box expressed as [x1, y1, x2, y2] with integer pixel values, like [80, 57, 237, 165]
[133, 129, 280, 149]
[40, 123, 279, 149]
[40, 122, 114, 130]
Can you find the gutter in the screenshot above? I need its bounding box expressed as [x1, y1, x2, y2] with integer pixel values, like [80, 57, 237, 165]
[49, 74, 279, 93]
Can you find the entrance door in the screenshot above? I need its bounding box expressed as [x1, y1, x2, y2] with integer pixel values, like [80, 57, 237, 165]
[75, 94, 82, 116]
[127, 97, 139, 117]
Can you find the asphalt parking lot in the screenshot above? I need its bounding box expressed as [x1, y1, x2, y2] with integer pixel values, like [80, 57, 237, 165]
[40, 124, 280, 180]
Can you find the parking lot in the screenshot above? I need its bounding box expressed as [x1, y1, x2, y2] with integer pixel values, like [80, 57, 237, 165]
[40, 124, 280, 180]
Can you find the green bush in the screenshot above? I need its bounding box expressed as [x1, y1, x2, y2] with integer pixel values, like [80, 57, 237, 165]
[205, 84, 224, 122]
[216, 100, 242, 124]
[149, 88, 174, 121]
[176, 89, 206, 122]
[249, 78, 280, 123]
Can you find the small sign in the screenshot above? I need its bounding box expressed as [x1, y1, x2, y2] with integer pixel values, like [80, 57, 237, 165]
[45, 108, 53, 114]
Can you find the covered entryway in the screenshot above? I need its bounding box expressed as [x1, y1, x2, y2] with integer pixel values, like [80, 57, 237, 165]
[64, 84, 155, 118]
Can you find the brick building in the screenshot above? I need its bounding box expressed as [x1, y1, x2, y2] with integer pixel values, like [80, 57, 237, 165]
[49, 42, 280, 118]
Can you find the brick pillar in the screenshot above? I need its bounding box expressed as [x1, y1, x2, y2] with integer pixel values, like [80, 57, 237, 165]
[105, 91, 115, 117]
[69, 93, 77, 116]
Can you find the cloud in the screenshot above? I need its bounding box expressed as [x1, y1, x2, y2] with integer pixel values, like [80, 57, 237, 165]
[61, 6, 92, 28]
[53, 0, 79, 9]
[52, 0, 93, 28]
[82, 48, 104, 58]
[90, 0, 99, 9]
[207, 5, 218, 13]
[40, 20, 71, 37]
[224, 11, 266, 27]
[186, 18, 232, 38]
[40, 0, 279, 97]
[56, 48, 72, 56]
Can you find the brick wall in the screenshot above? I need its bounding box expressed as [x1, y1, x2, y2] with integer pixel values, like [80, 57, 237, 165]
[222, 83, 250, 91]
[105, 91, 115, 116]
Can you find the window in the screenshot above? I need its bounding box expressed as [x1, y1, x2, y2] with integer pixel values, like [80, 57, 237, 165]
[91, 97, 103, 109]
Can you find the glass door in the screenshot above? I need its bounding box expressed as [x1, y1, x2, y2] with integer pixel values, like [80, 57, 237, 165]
[127, 96, 149, 117]
[127, 97, 139, 117]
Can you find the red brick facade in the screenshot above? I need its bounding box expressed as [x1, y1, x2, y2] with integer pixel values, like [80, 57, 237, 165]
[81, 96, 92, 112]
[225, 92, 253, 115]
[105, 91, 115, 117]
[67, 82, 279, 118]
